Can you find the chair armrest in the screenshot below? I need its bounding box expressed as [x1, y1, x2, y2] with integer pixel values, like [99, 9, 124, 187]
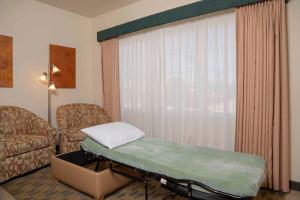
[0, 141, 5, 161]
[28, 117, 57, 146]
[0, 141, 5, 183]
[28, 126, 57, 146]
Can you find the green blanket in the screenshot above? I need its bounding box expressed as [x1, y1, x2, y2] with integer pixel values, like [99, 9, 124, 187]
[81, 137, 265, 197]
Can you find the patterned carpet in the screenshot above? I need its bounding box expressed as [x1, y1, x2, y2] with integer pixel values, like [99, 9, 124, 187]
[1, 166, 299, 200]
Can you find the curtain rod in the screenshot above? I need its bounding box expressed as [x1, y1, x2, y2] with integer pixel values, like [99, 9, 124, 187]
[97, 0, 287, 42]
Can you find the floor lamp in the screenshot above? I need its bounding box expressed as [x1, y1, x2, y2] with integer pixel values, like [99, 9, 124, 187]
[40, 64, 60, 124]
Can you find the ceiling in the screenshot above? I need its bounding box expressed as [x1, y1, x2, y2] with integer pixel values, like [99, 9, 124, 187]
[36, 0, 140, 18]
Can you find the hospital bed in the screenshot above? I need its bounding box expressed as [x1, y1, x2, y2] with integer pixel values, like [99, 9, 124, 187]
[80, 137, 265, 200]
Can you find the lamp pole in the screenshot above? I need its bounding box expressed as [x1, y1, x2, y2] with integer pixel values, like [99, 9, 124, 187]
[40, 64, 60, 124]
[48, 63, 51, 124]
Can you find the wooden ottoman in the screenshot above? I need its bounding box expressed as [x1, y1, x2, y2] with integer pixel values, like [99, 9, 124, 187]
[51, 151, 131, 200]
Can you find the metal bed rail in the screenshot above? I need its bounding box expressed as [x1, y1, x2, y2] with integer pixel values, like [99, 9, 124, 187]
[89, 152, 253, 200]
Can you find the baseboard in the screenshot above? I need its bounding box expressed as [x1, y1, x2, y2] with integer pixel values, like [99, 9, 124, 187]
[290, 180, 300, 191]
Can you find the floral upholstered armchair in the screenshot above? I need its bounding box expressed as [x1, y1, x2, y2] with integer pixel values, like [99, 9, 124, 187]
[0, 106, 56, 183]
[56, 103, 111, 153]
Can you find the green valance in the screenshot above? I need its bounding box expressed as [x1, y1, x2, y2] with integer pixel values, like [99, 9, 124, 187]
[97, 0, 262, 42]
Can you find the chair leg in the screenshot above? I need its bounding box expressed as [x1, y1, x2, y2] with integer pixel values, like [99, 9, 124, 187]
[144, 176, 148, 200]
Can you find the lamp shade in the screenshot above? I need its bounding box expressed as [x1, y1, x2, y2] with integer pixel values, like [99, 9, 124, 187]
[52, 64, 60, 74]
[48, 82, 56, 90]
[40, 72, 48, 82]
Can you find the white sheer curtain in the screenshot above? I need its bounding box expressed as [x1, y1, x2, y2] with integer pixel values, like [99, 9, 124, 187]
[119, 11, 236, 151]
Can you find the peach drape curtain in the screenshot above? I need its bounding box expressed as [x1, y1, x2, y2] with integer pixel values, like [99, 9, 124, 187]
[235, 0, 289, 192]
[101, 38, 120, 121]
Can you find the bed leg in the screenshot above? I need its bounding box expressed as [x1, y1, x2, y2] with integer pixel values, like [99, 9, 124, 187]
[95, 160, 100, 172]
[187, 182, 192, 200]
[144, 176, 148, 200]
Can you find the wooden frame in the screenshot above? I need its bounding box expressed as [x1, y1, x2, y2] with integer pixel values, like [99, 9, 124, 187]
[0, 35, 13, 88]
[49, 44, 76, 88]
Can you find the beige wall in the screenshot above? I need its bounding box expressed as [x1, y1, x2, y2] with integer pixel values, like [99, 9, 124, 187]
[93, 0, 300, 182]
[0, 0, 101, 127]
[287, 0, 300, 183]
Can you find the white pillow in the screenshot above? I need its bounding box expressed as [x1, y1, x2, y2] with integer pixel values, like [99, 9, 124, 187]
[81, 122, 145, 149]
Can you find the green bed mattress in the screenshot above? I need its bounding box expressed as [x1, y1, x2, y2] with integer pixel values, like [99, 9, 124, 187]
[81, 137, 265, 198]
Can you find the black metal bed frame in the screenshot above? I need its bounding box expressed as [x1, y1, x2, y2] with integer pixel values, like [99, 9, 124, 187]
[80, 150, 253, 200]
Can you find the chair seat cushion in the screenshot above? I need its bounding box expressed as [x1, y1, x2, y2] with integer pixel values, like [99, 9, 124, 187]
[67, 129, 86, 142]
[3, 135, 50, 157]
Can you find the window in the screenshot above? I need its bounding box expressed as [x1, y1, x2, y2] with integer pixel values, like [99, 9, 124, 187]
[119, 11, 236, 151]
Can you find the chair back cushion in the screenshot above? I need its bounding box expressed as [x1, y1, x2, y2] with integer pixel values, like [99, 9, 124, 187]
[0, 106, 36, 136]
[56, 104, 110, 130]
